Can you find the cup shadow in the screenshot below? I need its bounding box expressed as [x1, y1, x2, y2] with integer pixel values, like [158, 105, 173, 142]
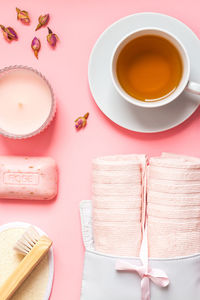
[89, 88, 200, 141]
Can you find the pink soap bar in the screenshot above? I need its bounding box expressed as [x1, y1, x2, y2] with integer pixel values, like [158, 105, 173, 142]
[0, 156, 58, 200]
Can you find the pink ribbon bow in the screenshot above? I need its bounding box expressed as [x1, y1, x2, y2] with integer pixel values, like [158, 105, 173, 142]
[116, 260, 169, 300]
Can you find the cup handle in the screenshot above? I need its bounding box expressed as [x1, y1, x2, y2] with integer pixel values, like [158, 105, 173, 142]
[186, 81, 200, 96]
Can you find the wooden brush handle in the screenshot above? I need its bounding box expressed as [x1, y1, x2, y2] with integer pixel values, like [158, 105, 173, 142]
[0, 236, 52, 300]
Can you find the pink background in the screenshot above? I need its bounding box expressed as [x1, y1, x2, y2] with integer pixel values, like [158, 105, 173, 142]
[0, 0, 200, 299]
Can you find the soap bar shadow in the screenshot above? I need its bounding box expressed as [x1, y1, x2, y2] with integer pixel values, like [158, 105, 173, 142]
[0, 194, 57, 206]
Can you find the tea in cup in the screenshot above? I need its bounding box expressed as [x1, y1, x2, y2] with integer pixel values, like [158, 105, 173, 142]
[111, 28, 200, 108]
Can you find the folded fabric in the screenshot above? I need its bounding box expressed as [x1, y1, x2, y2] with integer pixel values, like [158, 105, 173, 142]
[149, 166, 200, 181]
[91, 153, 200, 258]
[148, 191, 200, 206]
[92, 154, 146, 256]
[92, 169, 141, 183]
[80, 200, 200, 300]
[93, 183, 142, 196]
[148, 153, 200, 258]
[93, 195, 141, 209]
[148, 180, 200, 193]
[148, 203, 200, 219]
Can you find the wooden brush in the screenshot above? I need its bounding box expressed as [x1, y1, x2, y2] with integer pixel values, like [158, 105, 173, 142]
[0, 226, 52, 300]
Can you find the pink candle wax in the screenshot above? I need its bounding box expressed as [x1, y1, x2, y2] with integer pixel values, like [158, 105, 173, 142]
[0, 66, 55, 138]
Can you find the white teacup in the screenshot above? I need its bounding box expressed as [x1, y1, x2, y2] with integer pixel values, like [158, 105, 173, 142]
[111, 28, 200, 108]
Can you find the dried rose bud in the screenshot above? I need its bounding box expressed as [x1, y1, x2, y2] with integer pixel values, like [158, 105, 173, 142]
[16, 7, 30, 24]
[31, 37, 41, 59]
[35, 14, 49, 31]
[47, 27, 59, 47]
[0, 25, 18, 42]
[75, 113, 89, 130]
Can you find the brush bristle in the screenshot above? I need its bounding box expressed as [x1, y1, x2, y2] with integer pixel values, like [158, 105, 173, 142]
[14, 226, 41, 255]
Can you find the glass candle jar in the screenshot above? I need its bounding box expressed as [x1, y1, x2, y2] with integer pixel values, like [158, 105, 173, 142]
[0, 65, 56, 139]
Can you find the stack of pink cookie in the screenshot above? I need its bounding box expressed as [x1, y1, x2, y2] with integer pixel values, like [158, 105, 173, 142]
[148, 153, 200, 258]
[92, 154, 146, 256]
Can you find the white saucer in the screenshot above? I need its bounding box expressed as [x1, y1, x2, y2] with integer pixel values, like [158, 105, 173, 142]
[0, 222, 54, 300]
[88, 13, 200, 133]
